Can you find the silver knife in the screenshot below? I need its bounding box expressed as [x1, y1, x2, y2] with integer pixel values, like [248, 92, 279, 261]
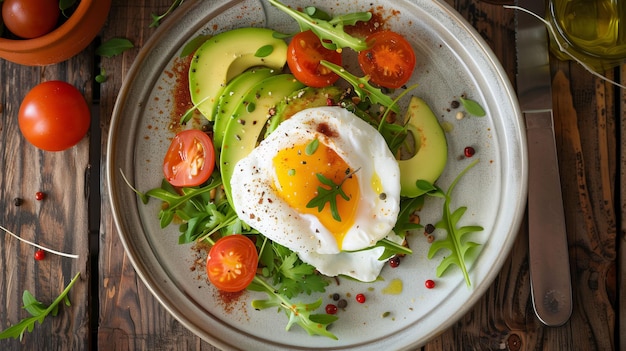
[515, 0, 572, 326]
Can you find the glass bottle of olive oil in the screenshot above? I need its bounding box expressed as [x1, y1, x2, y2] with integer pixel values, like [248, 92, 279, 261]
[548, 0, 625, 71]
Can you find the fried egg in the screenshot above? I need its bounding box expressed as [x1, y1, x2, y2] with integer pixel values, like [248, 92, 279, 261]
[230, 106, 401, 281]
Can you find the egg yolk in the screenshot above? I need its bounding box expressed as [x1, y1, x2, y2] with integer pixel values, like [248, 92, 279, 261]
[272, 139, 360, 249]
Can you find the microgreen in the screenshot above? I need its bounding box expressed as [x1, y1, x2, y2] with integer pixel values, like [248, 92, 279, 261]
[268, 0, 371, 51]
[459, 96, 486, 117]
[306, 169, 360, 222]
[150, 0, 184, 28]
[254, 44, 275, 58]
[305, 138, 319, 155]
[0, 272, 80, 341]
[95, 67, 107, 83]
[320, 60, 400, 113]
[424, 159, 483, 287]
[95, 38, 134, 58]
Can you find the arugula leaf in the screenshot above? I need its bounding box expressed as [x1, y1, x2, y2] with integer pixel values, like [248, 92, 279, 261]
[95, 38, 134, 58]
[426, 160, 482, 287]
[0, 272, 80, 341]
[248, 276, 338, 339]
[306, 170, 358, 222]
[320, 60, 399, 113]
[268, 0, 370, 51]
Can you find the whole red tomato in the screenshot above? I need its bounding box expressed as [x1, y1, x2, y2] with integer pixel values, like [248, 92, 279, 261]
[1, 0, 60, 39]
[18, 81, 91, 151]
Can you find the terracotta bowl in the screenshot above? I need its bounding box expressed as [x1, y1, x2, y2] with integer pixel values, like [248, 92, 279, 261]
[0, 0, 112, 66]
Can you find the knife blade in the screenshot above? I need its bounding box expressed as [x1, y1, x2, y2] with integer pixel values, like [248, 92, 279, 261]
[515, 0, 572, 326]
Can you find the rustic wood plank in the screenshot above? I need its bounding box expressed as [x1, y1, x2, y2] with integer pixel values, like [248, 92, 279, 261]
[619, 63, 625, 351]
[0, 56, 92, 348]
[424, 1, 620, 350]
[98, 1, 217, 350]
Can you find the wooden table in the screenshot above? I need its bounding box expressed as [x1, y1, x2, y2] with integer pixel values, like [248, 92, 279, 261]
[0, 0, 622, 350]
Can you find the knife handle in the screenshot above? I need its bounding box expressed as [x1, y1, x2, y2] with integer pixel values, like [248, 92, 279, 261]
[525, 110, 573, 327]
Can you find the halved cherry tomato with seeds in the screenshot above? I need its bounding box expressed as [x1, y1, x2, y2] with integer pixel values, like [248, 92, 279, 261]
[357, 30, 416, 89]
[162, 129, 215, 187]
[287, 30, 342, 87]
[206, 235, 258, 292]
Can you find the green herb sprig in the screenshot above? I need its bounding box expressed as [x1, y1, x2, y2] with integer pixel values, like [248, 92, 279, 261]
[306, 168, 360, 222]
[420, 159, 483, 287]
[0, 272, 80, 341]
[268, 0, 371, 51]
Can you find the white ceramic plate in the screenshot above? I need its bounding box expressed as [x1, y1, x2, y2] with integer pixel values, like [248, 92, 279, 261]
[107, 0, 527, 350]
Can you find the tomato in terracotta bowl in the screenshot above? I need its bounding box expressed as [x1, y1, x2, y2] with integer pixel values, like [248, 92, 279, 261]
[0, 0, 111, 66]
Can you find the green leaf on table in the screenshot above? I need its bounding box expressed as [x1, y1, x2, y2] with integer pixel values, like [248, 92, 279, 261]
[95, 67, 107, 83]
[95, 38, 134, 58]
[0, 272, 81, 341]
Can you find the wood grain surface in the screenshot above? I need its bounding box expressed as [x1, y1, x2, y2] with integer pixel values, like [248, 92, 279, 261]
[0, 0, 622, 350]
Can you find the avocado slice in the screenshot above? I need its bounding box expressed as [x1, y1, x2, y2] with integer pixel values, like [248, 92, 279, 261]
[189, 27, 288, 121]
[265, 86, 344, 136]
[220, 74, 305, 200]
[398, 96, 448, 197]
[213, 68, 278, 149]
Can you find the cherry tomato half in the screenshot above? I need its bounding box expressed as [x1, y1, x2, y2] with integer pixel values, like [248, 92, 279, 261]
[206, 235, 258, 292]
[18, 81, 91, 151]
[287, 30, 342, 87]
[358, 30, 416, 89]
[162, 129, 215, 187]
[1, 0, 60, 39]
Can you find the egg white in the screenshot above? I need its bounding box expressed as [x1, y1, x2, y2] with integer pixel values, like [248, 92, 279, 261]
[230, 106, 401, 281]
